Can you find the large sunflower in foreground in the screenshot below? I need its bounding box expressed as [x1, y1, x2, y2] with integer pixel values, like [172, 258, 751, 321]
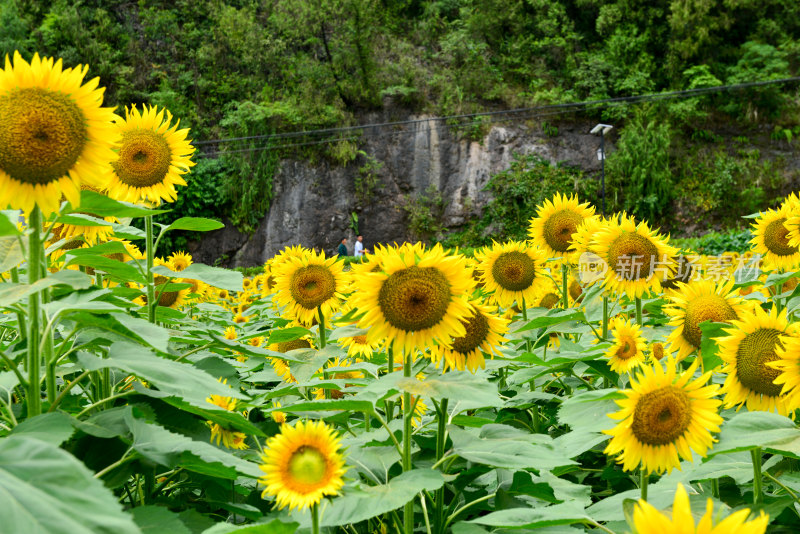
[431, 300, 509, 373]
[664, 279, 749, 361]
[605, 317, 647, 373]
[0, 51, 118, 215]
[259, 420, 346, 511]
[475, 241, 547, 308]
[751, 206, 800, 271]
[604, 358, 722, 475]
[528, 192, 595, 258]
[718, 306, 792, 414]
[107, 105, 195, 205]
[351, 244, 474, 355]
[273, 249, 349, 326]
[771, 333, 800, 411]
[630, 483, 768, 534]
[593, 215, 678, 298]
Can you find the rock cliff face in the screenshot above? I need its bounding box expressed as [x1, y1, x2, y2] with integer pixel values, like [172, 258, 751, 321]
[190, 114, 611, 267]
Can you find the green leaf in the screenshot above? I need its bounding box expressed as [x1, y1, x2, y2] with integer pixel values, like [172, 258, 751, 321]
[449, 424, 576, 470]
[72, 190, 168, 218]
[0, 436, 142, 534]
[0, 210, 22, 236]
[201, 519, 298, 534]
[314, 470, 446, 527]
[327, 324, 369, 341]
[65, 255, 145, 283]
[132, 506, 191, 534]
[9, 412, 75, 446]
[163, 217, 225, 232]
[153, 264, 243, 292]
[0, 270, 92, 308]
[558, 388, 622, 434]
[125, 414, 262, 479]
[394, 371, 503, 410]
[698, 321, 729, 370]
[267, 326, 312, 345]
[468, 502, 589, 528]
[0, 236, 24, 273]
[711, 411, 800, 458]
[267, 399, 374, 413]
[516, 309, 586, 332]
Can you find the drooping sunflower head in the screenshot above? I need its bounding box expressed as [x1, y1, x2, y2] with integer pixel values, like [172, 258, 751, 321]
[528, 192, 595, 258]
[604, 358, 723, 475]
[0, 51, 119, 216]
[605, 317, 647, 373]
[107, 105, 195, 205]
[665, 279, 749, 361]
[751, 206, 800, 271]
[338, 333, 381, 359]
[718, 306, 792, 414]
[206, 379, 248, 450]
[431, 300, 509, 373]
[259, 420, 347, 511]
[352, 244, 474, 355]
[593, 215, 678, 298]
[168, 251, 193, 272]
[630, 483, 768, 534]
[475, 241, 547, 307]
[273, 249, 349, 326]
[531, 276, 561, 309]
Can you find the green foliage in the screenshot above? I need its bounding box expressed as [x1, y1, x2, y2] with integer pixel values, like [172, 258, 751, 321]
[671, 228, 753, 255]
[402, 184, 447, 242]
[441, 154, 595, 248]
[606, 111, 673, 222]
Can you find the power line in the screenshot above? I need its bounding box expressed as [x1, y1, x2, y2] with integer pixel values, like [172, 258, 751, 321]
[193, 76, 800, 152]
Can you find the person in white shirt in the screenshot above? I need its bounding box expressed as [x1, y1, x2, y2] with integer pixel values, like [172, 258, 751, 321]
[354, 234, 369, 257]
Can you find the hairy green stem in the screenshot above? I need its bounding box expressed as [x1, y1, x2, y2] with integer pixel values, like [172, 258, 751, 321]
[434, 398, 449, 534]
[311, 503, 320, 534]
[634, 297, 643, 326]
[26, 207, 43, 417]
[602, 296, 609, 340]
[752, 448, 763, 505]
[561, 263, 569, 309]
[640, 470, 649, 502]
[403, 350, 414, 534]
[145, 215, 156, 323]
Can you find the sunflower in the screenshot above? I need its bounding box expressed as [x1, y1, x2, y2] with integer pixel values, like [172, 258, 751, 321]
[150, 273, 190, 310]
[528, 193, 595, 258]
[605, 317, 647, 373]
[0, 51, 118, 216]
[630, 483, 768, 534]
[718, 306, 793, 414]
[474, 241, 547, 308]
[50, 184, 117, 244]
[106, 105, 195, 205]
[770, 333, 800, 411]
[271, 401, 287, 424]
[351, 244, 474, 355]
[338, 334, 382, 359]
[259, 420, 346, 511]
[570, 215, 603, 258]
[593, 215, 678, 298]
[751, 206, 800, 271]
[660, 255, 697, 291]
[167, 251, 193, 272]
[224, 326, 237, 341]
[273, 249, 349, 326]
[664, 279, 750, 361]
[604, 358, 723, 474]
[431, 300, 508, 373]
[206, 380, 248, 450]
[531, 277, 561, 309]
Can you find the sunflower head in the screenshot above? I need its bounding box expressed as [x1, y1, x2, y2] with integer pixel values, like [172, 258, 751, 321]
[168, 251, 193, 272]
[475, 241, 547, 307]
[528, 193, 595, 257]
[259, 420, 347, 511]
[605, 317, 647, 373]
[432, 301, 509, 372]
[751, 206, 800, 271]
[273, 249, 349, 326]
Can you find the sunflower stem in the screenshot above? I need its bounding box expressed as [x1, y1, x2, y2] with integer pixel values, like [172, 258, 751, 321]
[311, 503, 320, 534]
[752, 447, 763, 505]
[634, 297, 643, 326]
[434, 398, 449, 534]
[386, 345, 394, 420]
[318, 307, 327, 349]
[640, 470, 649, 502]
[602, 296, 609, 341]
[145, 215, 156, 324]
[521, 297, 532, 354]
[403, 350, 414, 534]
[10, 267, 27, 342]
[26, 207, 43, 417]
[561, 263, 569, 309]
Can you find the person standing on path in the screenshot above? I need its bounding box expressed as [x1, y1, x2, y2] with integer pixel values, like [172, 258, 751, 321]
[354, 234, 370, 257]
[337, 237, 348, 257]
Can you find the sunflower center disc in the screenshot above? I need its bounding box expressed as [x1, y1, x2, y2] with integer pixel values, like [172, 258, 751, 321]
[152, 275, 179, 307]
[289, 265, 336, 310]
[631, 386, 691, 446]
[352, 335, 368, 345]
[378, 266, 452, 332]
[736, 327, 783, 396]
[0, 88, 87, 185]
[764, 218, 798, 257]
[277, 339, 311, 353]
[539, 292, 560, 309]
[543, 210, 584, 252]
[683, 294, 737, 348]
[491, 251, 537, 291]
[616, 338, 636, 360]
[287, 445, 327, 486]
[607, 233, 660, 281]
[451, 311, 489, 354]
[111, 129, 173, 188]
[662, 255, 694, 289]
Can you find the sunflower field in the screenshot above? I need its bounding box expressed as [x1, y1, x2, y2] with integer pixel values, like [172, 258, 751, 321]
[3, 51, 800, 534]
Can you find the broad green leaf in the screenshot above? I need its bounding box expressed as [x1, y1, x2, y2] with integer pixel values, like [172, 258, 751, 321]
[558, 388, 622, 433]
[517, 309, 586, 332]
[113, 313, 172, 352]
[698, 321, 729, 370]
[125, 415, 262, 479]
[65, 241, 131, 257]
[57, 213, 115, 227]
[153, 263, 243, 292]
[327, 324, 369, 341]
[0, 436, 142, 534]
[0, 210, 22, 236]
[9, 412, 75, 446]
[202, 519, 298, 534]
[710, 411, 800, 458]
[0, 270, 92, 308]
[163, 217, 224, 232]
[313, 470, 446, 527]
[132, 506, 191, 534]
[267, 326, 312, 345]
[72, 190, 168, 218]
[468, 502, 589, 528]
[394, 371, 503, 410]
[291, 344, 343, 383]
[266, 398, 374, 413]
[65, 255, 145, 283]
[0, 236, 23, 272]
[449, 424, 576, 470]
